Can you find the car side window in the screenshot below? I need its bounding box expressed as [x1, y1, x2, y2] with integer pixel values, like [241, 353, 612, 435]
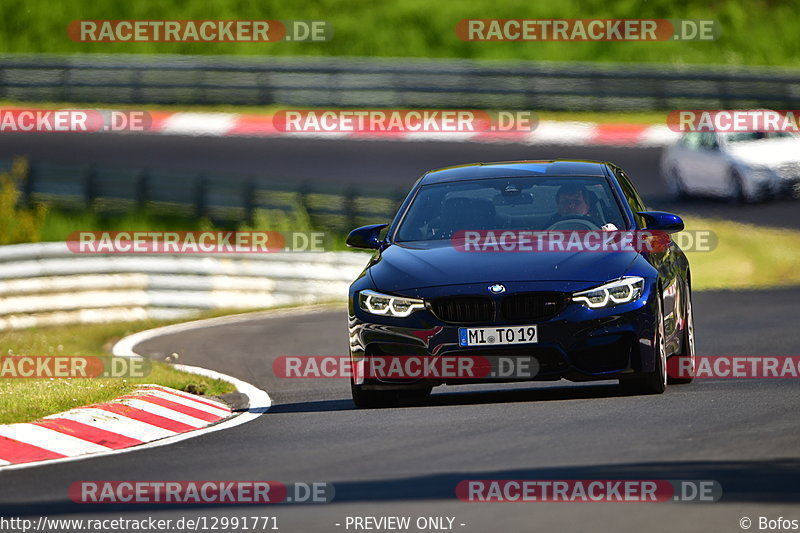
[681, 132, 702, 150]
[614, 169, 647, 227]
[697, 132, 719, 151]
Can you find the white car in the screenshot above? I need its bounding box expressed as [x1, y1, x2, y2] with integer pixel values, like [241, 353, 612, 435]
[661, 131, 800, 202]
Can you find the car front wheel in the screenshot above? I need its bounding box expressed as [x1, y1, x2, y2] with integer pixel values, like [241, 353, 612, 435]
[668, 166, 689, 199]
[621, 296, 667, 395]
[668, 288, 695, 385]
[350, 381, 400, 409]
[729, 170, 747, 203]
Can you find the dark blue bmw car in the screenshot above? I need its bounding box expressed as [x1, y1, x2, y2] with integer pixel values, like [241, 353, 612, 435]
[346, 160, 695, 408]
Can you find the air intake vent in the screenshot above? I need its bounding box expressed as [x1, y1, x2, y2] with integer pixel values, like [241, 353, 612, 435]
[501, 292, 568, 322]
[431, 297, 493, 323]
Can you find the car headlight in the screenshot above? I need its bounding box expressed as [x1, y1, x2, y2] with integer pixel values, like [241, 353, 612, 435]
[359, 290, 426, 317]
[572, 277, 645, 309]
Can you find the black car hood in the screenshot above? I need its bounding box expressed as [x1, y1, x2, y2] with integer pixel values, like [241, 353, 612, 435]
[370, 241, 639, 292]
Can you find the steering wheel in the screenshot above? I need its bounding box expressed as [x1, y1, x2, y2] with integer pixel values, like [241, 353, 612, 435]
[547, 216, 601, 231]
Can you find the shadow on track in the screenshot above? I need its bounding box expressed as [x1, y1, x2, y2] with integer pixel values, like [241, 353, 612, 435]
[269, 382, 638, 414]
[6, 458, 798, 517]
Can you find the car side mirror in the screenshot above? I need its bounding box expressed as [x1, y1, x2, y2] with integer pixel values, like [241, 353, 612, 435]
[636, 211, 684, 234]
[346, 223, 388, 249]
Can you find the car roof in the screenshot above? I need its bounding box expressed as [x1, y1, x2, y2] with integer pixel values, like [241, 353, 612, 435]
[419, 160, 611, 185]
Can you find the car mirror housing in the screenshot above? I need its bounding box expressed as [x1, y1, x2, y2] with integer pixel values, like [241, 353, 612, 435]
[346, 223, 389, 249]
[636, 211, 684, 233]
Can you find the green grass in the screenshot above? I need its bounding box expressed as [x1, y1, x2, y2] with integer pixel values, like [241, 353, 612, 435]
[683, 216, 800, 291]
[36, 207, 350, 249]
[0, 362, 234, 425]
[0, 303, 345, 424]
[39, 209, 221, 242]
[0, 316, 239, 424]
[0, 0, 798, 67]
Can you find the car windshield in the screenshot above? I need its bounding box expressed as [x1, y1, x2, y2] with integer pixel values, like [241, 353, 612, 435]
[725, 131, 796, 143]
[394, 176, 627, 242]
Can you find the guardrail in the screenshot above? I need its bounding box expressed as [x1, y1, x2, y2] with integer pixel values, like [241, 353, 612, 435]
[0, 242, 371, 330]
[2, 54, 799, 110]
[5, 156, 406, 230]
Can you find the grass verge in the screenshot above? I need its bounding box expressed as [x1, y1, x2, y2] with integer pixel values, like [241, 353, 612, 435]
[0, 0, 798, 67]
[0, 313, 244, 425]
[683, 216, 800, 291]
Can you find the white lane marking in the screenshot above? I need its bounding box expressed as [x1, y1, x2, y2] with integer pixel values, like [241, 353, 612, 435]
[638, 124, 681, 146]
[132, 389, 230, 416]
[42, 407, 176, 442]
[0, 424, 111, 456]
[161, 113, 238, 136]
[112, 304, 338, 358]
[0, 304, 325, 471]
[526, 121, 597, 145]
[113, 398, 209, 428]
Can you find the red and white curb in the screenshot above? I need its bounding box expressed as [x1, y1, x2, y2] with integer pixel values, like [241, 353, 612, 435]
[145, 111, 679, 147]
[0, 385, 231, 466]
[0, 307, 324, 471]
[0, 105, 678, 146]
[0, 306, 331, 471]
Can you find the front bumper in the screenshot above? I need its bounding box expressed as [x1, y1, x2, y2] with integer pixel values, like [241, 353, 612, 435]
[348, 281, 659, 389]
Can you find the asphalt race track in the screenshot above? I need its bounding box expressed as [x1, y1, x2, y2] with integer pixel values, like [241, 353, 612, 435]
[1, 288, 799, 532]
[0, 134, 798, 531]
[1, 132, 799, 229]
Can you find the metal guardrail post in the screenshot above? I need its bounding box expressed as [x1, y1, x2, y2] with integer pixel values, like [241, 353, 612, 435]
[135, 168, 149, 209]
[132, 69, 144, 104]
[243, 178, 255, 224]
[343, 185, 357, 231]
[298, 181, 312, 224]
[59, 67, 69, 102]
[84, 165, 97, 208]
[23, 161, 35, 207]
[195, 174, 208, 219]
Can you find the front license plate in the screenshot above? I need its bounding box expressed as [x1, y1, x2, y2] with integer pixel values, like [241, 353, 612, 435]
[458, 325, 538, 347]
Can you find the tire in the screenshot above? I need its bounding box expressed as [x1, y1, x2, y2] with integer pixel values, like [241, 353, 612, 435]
[668, 287, 695, 385]
[668, 167, 688, 199]
[350, 381, 399, 409]
[620, 296, 667, 395]
[729, 170, 746, 204]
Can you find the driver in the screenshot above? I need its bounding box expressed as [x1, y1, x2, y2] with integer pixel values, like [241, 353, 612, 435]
[545, 183, 601, 227]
